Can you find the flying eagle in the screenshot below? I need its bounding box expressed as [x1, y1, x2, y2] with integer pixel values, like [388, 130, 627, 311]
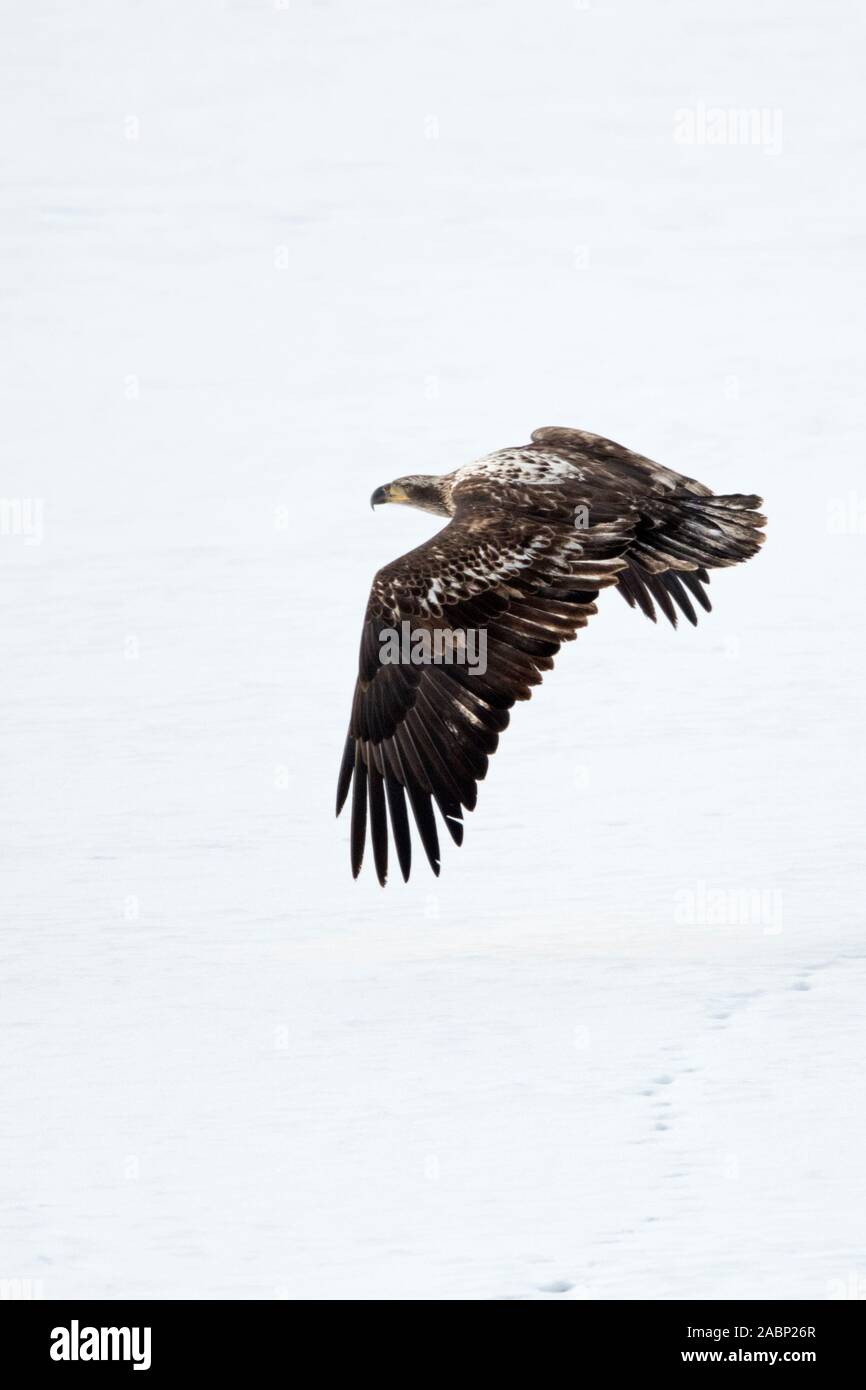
[337, 426, 765, 884]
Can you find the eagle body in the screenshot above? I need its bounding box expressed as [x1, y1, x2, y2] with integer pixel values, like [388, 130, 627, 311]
[339, 427, 765, 884]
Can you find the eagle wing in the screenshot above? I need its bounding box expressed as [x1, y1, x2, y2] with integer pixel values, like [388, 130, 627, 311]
[336, 485, 636, 884]
[527, 425, 714, 497]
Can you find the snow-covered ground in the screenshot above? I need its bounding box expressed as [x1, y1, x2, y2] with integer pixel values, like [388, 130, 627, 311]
[2, 0, 865, 1300]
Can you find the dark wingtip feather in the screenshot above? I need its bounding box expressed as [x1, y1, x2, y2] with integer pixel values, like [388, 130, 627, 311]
[680, 569, 712, 613]
[350, 744, 367, 879]
[384, 774, 412, 882]
[406, 784, 441, 876]
[444, 813, 464, 846]
[645, 572, 678, 628]
[661, 571, 698, 627]
[336, 734, 355, 816]
[368, 763, 388, 887]
[618, 566, 657, 623]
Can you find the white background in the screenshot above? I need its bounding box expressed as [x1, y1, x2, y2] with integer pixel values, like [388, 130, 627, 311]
[2, 0, 864, 1300]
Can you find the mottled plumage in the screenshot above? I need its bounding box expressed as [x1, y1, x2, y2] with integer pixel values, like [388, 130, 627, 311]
[338, 426, 766, 883]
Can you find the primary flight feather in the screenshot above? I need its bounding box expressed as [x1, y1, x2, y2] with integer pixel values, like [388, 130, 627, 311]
[337, 426, 765, 884]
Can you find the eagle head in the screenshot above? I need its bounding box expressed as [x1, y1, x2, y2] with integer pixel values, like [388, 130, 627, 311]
[370, 474, 452, 517]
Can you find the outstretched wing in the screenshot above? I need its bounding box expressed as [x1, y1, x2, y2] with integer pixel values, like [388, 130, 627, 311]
[336, 495, 635, 885]
[527, 426, 713, 496]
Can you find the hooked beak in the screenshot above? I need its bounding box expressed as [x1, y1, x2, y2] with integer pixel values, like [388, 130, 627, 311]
[370, 484, 390, 510]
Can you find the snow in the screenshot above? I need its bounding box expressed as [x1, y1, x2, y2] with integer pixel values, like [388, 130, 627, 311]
[1, 0, 865, 1300]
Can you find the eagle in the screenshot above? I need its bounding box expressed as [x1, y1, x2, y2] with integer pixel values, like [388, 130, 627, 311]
[336, 426, 765, 885]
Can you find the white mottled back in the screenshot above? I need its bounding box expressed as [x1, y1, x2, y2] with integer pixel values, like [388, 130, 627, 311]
[452, 448, 587, 487]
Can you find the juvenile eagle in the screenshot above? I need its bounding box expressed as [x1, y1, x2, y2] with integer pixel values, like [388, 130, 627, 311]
[337, 426, 765, 884]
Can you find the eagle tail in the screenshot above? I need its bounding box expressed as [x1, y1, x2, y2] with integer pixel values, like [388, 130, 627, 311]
[673, 492, 766, 569]
[620, 492, 765, 629]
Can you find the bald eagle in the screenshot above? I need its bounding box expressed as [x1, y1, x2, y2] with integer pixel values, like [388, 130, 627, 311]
[337, 426, 765, 885]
